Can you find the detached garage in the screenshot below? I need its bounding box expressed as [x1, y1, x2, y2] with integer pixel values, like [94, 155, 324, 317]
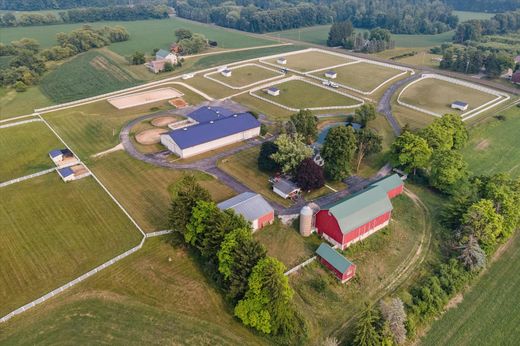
[217, 192, 274, 231]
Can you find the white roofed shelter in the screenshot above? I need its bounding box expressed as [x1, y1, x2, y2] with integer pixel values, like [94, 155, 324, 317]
[217, 192, 275, 231]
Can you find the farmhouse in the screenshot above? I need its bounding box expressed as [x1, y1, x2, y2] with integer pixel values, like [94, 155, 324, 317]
[145, 49, 178, 73]
[277, 57, 287, 65]
[267, 87, 280, 96]
[315, 174, 403, 249]
[272, 178, 301, 199]
[221, 69, 232, 77]
[160, 106, 261, 158]
[316, 243, 356, 283]
[217, 192, 274, 231]
[512, 71, 520, 85]
[325, 70, 337, 79]
[451, 101, 469, 111]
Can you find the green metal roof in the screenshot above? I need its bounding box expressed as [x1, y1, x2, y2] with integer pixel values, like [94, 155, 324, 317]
[156, 49, 171, 58]
[327, 186, 393, 234]
[369, 174, 403, 194]
[316, 243, 353, 273]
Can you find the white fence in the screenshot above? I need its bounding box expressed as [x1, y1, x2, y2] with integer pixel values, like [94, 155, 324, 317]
[0, 168, 56, 188]
[146, 230, 173, 238]
[397, 74, 510, 120]
[0, 243, 143, 323]
[0, 118, 41, 129]
[284, 256, 317, 276]
[203, 63, 285, 90]
[249, 75, 364, 112]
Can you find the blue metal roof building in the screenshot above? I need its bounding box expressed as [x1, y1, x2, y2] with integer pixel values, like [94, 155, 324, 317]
[186, 106, 235, 123]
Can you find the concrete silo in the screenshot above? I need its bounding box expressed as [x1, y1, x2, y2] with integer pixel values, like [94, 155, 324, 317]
[299, 205, 314, 237]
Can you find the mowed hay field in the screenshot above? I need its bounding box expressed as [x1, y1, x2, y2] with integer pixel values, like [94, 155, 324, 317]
[399, 77, 499, 116]
[0, 86, 52, 119]
[462, 106, 520, 178]
[0, 174, 142, 316]
[90, 152, 235, 232]
[253, 79, 361, 109]
[314, 62, 406, 93]
[0, 121, 62, 182]
[291, 194, 426, 342]
[209, 65, 282, 88]
[0, 18, 276, 54]
[40, 50, 141, 103]
[421, 231, 520, 346]
[0, 237, 266, 345]
[263, 51, 354, 72]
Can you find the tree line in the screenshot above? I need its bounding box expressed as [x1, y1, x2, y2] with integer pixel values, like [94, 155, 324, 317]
[382, 114, 520, 342]
[173, 0, 458, 35]
[168, 175, 307, 345]
[452, 10, 520, 43]
[0, 0, 163, 11]
[446, 0, 520, 13]
[0, 25, 129, 90]
[0, 4, 168, 27]
[327, 22, 395, 53]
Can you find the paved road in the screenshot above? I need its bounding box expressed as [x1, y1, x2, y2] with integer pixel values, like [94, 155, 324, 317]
[377, 73, 423, 135]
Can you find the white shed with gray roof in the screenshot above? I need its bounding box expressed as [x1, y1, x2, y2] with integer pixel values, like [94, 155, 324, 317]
[217, 192, 275, 231]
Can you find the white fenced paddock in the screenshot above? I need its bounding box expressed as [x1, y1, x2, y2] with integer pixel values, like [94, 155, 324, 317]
[107, 88, 184, 109]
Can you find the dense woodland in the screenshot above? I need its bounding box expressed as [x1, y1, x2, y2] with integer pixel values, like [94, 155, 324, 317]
[173, 0, 458, 34]
[0, 5, 168, 27]
[0, 0, 163, 10]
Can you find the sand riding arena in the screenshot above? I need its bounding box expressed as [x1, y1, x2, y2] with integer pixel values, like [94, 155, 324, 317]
[107, 88, 183, 109]
[135, 129, 168, 145]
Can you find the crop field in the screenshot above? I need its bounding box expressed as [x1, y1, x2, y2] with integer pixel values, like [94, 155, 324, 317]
[0, 121, 63, 182]
[0, 237, 265, 345]
[0, 18, 276, 54]
[40, 50, 141, 103]
[312, 61, 406, 93]
[208, 64, 283, 88]
[253, 79, 361, 109]
[0, 174, 142, 316]
[262, 51, 355, 72]
[399, 77, 499, 116]
[421, 230, 520, 346]
[462, 106, 520, 178]
[291, 194, 425, 341]
[254, 221, 321, 269]
[91, 152, 235, 232]
[269, 26, 454, 48]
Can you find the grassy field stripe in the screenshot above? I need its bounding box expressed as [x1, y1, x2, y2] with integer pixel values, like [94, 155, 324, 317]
[36, 113, 146, 239]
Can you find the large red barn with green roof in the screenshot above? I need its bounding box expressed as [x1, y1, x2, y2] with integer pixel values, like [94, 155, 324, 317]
[315, 174, 404, 249]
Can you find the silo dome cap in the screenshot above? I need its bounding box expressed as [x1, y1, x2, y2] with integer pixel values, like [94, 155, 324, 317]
[300, 205, 313, 215]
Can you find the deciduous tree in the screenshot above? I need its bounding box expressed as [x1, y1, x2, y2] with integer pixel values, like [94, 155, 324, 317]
[258, 141, 280, 172]
[429, 150, 468, 193]
[321, 126, 357, 180]
[391, 132, 432, 175]
[271, 134, 313, 174]
[294, 157, 325, 191]
[355, 104, 377, 127]
[355, 128, 382, 172]
[290, 109, 318, 143]
[380, 298, 407, 345]
[462, 199, 504, 253]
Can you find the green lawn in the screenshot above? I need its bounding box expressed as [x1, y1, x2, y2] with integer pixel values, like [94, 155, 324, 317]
[270, 25, 454, 48]
[421, 230, 520, 346]
[253, 79, 361, 109]
[40, 50, 141, 103]
[0, 174, 142, 316]
[254, 220, 321, 269]
[291, 193, 426, 342]
[399, 77, 499, 116]
[263, 50, 354, 72]
[0, 237, 266, 345]
[0, 18, 276, 54]
[209, 64, 283, 88]
[453, 10, 496, 22]
[0, 121, 63, 182]
[462, 106, 520, 178]
[0, 86, 52, 119]
[312, 61, 405, 93]
[90, 152, 235, 232]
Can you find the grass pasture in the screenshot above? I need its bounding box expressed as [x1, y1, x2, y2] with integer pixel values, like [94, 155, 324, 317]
[462, 106, 520, 178]
[0, 121, 63, 182]
[262, 50, 354, 72]
[40, 50, 141, 103]
[208, 64, 283, 89]
[253, 79, 361, 110]
[0, 86, 52, 120]
[0, 237, 265, 345]
[91, 152, 235, 232]
[312, 61, 406, 93]
[399, 77, 499, 116]
[0, 174, 142, 316]
[421, 230, 520, 346]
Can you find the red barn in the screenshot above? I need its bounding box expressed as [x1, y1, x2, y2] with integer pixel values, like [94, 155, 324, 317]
[316, 243, 356, 283]
[315, 174, 403, 249]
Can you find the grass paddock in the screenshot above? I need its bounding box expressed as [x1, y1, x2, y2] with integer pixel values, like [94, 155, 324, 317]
[263, 51, 354, 72]
[0, 174, 142, 316]
[208, 64, 282, 88]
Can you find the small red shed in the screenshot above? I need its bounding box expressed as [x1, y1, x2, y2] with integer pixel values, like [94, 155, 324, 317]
[316, 243, 356, 283]
[370, 173, 404, 199]
[217, 192, 274, 231]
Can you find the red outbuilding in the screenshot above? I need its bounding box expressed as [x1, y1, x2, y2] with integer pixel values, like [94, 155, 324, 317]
[315, 174, 403, 249]
[316, 243, 356, 283]
[217, 192, 274, 231]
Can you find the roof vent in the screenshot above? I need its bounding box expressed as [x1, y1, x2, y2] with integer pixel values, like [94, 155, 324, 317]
[233, 114, 238, 117]
[210, 120, 214, 124]
[183, 127, 188, 131]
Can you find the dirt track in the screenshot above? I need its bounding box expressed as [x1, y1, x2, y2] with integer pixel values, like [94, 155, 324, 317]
[135, 129, 168, 145]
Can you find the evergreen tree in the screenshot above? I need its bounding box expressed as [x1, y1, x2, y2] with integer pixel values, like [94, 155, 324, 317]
[458, 235, 486, 271]
[354, 303, 382, 346]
